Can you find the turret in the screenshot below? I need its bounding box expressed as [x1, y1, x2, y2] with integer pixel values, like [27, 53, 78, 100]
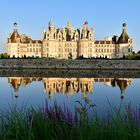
[13, 22, 18, 32]
[82, 21, 88, 39]
[83, 21, 88, 31]
[122, 23, 126, 33]
[49, 21, 54, 31]
[122, 23, 126, 42]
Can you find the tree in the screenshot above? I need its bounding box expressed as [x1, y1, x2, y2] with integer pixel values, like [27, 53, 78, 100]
[132, 51, 135, 55]
[105, 55, 108, 59]
[68, 52, 73, 59]
[1, 54, 4, 59]
[23, 55, 26, 59]
[122, 55, 125, 59]
[13, 55, 15, 59]
[77, 55, 84, 59]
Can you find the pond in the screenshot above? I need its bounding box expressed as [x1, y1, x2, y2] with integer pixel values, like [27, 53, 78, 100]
[0, 72, 140, 116]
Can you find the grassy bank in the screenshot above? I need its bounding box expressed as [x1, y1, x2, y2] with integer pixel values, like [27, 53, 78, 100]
[0, 100, 140, 140]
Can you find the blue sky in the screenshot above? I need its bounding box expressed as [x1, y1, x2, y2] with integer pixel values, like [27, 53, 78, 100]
[0, 0, 140, 52]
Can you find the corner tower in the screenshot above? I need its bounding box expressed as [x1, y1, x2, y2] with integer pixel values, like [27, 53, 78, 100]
[116, 23, 133, 58]
[7, 23, 21, 58]
[78, 21, 95, 58]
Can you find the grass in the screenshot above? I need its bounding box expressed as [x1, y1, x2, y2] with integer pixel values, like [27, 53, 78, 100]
[0, 99, 140, 140]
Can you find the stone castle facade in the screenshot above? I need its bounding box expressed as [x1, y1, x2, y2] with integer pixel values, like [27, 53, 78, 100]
[7, 21, 133, 59]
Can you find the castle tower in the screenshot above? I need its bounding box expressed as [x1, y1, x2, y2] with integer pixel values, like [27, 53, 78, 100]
[7, 23, 21, 58]
[116, 23, 132, 58]
[78, 21, 92, 58]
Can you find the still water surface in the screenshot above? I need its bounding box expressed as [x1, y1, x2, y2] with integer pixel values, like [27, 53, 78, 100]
[0, 77, 140, 116]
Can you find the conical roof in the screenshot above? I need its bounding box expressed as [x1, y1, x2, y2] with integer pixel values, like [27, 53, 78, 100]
[9, 31, 21, 43]
[118, 23, 129, 44]
[9, 23, 21, 43]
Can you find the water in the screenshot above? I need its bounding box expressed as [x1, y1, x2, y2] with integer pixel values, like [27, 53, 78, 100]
[0, 76, 140, 116]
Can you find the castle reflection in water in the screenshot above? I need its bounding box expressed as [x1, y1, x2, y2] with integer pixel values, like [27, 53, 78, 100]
[8, 77, 132, 99]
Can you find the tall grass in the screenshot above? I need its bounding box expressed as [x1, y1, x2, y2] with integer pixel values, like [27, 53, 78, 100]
[0, 99, 140, 140]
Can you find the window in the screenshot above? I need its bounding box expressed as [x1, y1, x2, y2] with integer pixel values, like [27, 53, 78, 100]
[36, 48, 38, 53]
[90, 48, 92, 52]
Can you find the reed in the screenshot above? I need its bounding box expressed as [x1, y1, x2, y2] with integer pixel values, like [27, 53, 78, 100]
[0, 99, 140, 140]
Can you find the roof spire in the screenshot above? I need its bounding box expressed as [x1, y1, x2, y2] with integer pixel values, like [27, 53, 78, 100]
[122, 23, 126, 33]
[68, 20, 71, 29]
[49, 21, 54, 28]
[13, 22, 18, 32]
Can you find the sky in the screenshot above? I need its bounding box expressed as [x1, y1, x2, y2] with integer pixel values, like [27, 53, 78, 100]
[0, 0, 140, 53]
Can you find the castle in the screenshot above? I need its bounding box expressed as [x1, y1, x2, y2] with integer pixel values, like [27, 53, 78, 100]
[7, 21, 133, 59]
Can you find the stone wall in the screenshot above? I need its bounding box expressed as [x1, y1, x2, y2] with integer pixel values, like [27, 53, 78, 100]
[0, 59, 140, 70]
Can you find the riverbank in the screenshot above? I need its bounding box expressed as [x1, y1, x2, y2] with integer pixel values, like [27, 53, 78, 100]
[0, 69, 140, 78]
[0, 59, 140, 70]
